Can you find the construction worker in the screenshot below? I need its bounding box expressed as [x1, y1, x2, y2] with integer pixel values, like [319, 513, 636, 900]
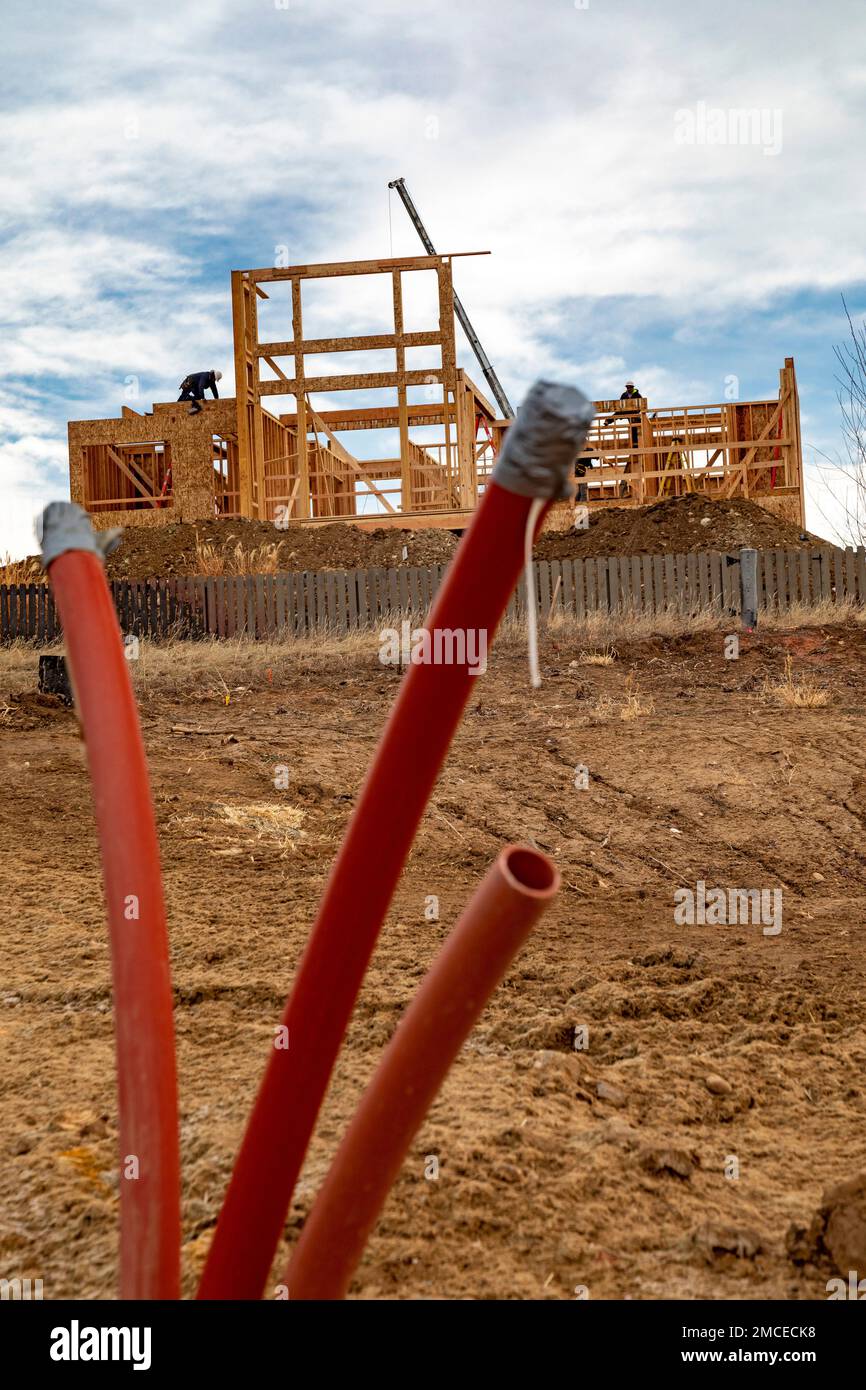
[604, 381, 644, 497]
[178, 369, 222, 415]
[574, 454, 595, 503]
[604, 381, 644, 426]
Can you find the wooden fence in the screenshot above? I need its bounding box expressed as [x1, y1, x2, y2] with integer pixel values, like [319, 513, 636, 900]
[2, 546, 864, 645]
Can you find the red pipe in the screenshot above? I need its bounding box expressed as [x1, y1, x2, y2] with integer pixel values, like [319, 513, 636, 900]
[199, 380, 593, 1300]
[45, 527, 180, 1300]
[198, 482, 546, 1298]
[285, 845, 560, 1299]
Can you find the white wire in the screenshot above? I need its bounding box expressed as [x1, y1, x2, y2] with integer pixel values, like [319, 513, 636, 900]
[525, 498, 545, 689]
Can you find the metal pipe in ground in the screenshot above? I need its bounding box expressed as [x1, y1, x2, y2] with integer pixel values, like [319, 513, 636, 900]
[740, 547, 758, 630]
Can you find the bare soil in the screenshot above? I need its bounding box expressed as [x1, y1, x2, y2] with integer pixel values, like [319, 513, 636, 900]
[1, 521, 461, 584]
[2, 622, 865, 1300]
[536, 495, 822, 561]
[101, 519, 461, 580]
[3, 497, 827, 584]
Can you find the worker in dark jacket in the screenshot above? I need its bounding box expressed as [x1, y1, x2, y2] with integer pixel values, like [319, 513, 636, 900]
[178, 369, 222, 414]
[604, 380, 643, 423]
[604, 381, 645, 497]
[574, 454, 595, 503]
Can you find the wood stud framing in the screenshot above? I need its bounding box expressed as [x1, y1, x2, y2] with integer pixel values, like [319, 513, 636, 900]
[227, 253, 487, 525]
[69, 255, 805, 533]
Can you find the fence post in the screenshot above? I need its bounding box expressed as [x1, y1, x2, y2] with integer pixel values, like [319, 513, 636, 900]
[740, 547, 758, 630]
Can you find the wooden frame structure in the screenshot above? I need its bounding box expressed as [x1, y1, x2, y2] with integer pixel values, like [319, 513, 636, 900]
[68, 400, 242, 529]
[68, 251, 805, 532]
[231, 253, 497, 524]
[559, 357, 805, 527]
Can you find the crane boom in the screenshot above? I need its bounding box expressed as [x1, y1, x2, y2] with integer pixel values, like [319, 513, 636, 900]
[388, 177, 514, 418]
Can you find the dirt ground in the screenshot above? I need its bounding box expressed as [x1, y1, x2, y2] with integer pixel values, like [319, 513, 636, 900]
[99, 519, 461, 580]
[536, 494, 820, 561]
[2, 497, 826, 583]
[2, 519, 461, 583]
[2, 619, 866, 1300]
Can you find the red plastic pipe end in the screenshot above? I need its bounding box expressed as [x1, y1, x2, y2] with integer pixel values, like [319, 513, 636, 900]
[47, 547, 180, 1300]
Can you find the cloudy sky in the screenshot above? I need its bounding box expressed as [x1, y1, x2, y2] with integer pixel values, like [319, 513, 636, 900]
[2, 0, 865, 556]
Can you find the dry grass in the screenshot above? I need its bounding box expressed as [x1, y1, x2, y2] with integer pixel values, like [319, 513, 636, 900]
[167, 799, 307, 857]
[194, 539, 284, 576]
[575, 645, 617, 667]
[588, 671, 655, 723]
[129, 626, 382, 697]
[542, 603, 721, 646]
[0, 625, 384, 700]
[762, 654, 831, 709]
[0, 641, 49, 696]
[588, 694, 616, 720]
[217, 800, 306, 847]
[0, 595, 863, 701]
[620, 670, 655, 720]
[0, 553, 45, 585]
[760, 596, 866, 629]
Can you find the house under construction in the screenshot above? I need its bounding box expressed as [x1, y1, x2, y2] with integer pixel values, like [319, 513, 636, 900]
[68, 254, 806, 531]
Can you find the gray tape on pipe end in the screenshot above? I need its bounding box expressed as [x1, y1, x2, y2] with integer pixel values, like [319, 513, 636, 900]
[39, 501, 123, 570]
[491, 380, 596, 500]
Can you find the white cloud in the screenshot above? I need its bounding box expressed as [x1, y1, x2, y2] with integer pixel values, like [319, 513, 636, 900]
[1, 0, 864, 554]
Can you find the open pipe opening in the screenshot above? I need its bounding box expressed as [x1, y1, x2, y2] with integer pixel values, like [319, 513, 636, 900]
[502, 845, 560, 896]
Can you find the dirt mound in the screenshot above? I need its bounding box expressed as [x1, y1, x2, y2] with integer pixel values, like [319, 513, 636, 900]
[99, 519, 459, 580]
[0, 691, 74, 732]
[536, 495, 822, 561]
[0, 497, 825, 584]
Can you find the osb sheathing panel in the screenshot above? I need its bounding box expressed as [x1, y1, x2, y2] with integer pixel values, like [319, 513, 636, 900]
[755, 493, 804, 527]
[69, 399, 239, 530]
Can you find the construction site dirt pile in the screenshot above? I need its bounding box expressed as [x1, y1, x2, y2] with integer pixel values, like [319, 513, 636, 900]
[98, 519, 460, 579]
[536, 495, 821, 561]
[97, 498, 826, 576]
[2, 498, 827, 584]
